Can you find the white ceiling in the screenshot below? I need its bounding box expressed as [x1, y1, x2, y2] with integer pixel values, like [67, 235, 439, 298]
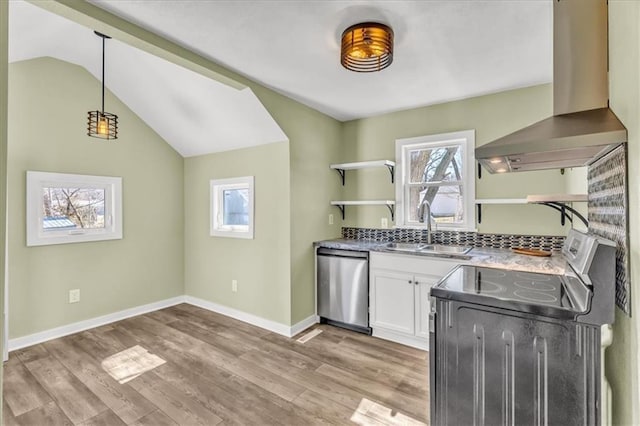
[88, 0, 553, 121]
[9, 1, 553, 156]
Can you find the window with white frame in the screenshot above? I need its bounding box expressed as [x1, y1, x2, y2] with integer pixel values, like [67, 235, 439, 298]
[26, 171, 123, 246]
[395, 130, 476, 230]
[210, 176, 254, 239]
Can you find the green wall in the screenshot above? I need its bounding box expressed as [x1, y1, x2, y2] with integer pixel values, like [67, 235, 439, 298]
[8, 57, 185, 338]
[246, 86, 343, 325]
[340, 84, 580, 236]
[184, 142, 292, 324]
[1, 0, 9, 415]
[183, 83, 343, 326]
[288, 112, 343, 324]
[607, 2, 640, 424]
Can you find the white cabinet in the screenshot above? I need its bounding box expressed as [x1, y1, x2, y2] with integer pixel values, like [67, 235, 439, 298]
[370, 252, 460, 350]
[370, 270, 415, 334]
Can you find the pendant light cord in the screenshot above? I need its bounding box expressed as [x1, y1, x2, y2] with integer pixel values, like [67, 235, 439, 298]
[101, 35, 105, 114]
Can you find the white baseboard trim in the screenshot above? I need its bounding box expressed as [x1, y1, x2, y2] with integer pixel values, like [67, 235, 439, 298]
[184, 296, 317, 338]
[290, 315, 319, 337]
[9, 295, 320, 352]
[8, 296, 186, 352]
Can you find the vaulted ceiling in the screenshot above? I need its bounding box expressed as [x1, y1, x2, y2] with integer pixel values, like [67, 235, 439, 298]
[9, 0, 552, 156]
[9, 0, 288, 157]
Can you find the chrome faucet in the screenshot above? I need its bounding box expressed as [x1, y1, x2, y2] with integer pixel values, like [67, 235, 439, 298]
[417, 198, 433, 244]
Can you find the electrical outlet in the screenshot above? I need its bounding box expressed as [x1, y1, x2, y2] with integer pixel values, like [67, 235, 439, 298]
[381, 217, 388, 228]
[329, 214, 334, 225]
[69, 289, 80, 304]
[232, 280, 238, 293]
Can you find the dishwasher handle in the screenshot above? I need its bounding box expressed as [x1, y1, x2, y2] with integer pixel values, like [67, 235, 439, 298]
[317, 247, 369, 259]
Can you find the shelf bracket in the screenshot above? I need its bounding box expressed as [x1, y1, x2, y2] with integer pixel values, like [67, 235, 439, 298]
[386, 204, 395, 221]
[334, 168, 346, 186]
[385, 164, 395, 183]
[536, 202, 588, 228]
[333, 204, 345, 220]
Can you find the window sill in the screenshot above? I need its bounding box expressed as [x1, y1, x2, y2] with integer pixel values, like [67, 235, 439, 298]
[211, 230, 254, 239]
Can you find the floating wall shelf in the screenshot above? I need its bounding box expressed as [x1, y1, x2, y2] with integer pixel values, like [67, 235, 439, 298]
[474, 198, 528, 205]
[475, 194, 588, 226]
[525, 194, 588, 203]
[330, 160, 395, 185]
[331, 200, 395, 221]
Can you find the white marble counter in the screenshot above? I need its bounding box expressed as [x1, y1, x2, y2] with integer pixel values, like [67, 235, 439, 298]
[465, 247, 566, 275]
[314, 239, 567, 275]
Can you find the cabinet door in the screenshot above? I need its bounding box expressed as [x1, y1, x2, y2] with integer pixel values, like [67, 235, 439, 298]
[414, 274, 439, 339]
[370, 269, 415, 334]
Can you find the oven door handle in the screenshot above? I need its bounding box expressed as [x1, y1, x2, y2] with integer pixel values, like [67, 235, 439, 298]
[429, 298, 437, 333]
[429, 308, 437, 424]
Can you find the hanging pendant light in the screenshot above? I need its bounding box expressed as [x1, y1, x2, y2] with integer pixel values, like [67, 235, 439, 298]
[87, 31, 118, 140]
[341, 22, 394, 72]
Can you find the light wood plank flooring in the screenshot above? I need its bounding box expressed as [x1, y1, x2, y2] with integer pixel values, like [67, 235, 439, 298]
[3, 304, 429, 425]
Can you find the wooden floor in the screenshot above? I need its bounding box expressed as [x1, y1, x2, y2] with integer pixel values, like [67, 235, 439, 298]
[2, 304, 429, 425]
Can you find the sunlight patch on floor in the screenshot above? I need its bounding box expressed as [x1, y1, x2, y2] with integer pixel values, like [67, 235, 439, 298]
[351, 398, 426, 426]
[101, 345, 166, 384]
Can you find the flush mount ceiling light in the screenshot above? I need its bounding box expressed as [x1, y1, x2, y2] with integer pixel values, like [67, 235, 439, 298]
[87, 31, 118, 140]
[340, 22, 394, 72]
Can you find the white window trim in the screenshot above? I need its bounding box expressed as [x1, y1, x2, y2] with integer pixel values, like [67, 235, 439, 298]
[210, 176, 254, 239]
[26, 171, 123, 247]
[395, 129, 476, 231]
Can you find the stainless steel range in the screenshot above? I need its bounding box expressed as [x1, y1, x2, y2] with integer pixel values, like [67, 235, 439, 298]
[429, 229, 616, 426]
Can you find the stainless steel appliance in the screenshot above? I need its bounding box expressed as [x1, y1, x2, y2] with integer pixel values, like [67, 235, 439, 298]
[476, 0, 627, 173]
[430, 229, 615, 425]
[317, 248, 370, 334]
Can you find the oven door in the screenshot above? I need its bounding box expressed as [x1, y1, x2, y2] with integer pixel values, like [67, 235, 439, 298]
[431, 298, 599, 426]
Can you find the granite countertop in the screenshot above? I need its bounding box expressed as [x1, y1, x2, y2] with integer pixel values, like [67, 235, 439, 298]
[315, 238, 388, 251]
[314, 239, 567, 275]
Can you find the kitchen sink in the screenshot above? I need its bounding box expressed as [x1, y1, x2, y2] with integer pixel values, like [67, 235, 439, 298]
[384, 242, 427, 252]
[384, 242, 472, 255]
[419, 244, 472, 254]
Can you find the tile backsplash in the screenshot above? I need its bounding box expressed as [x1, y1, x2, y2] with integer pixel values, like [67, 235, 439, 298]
[341, 227, 565, 251]
[588, 145, 630, 315]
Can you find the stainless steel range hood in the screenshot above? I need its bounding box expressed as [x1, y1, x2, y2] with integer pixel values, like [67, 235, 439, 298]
[476, 0, 627, 174]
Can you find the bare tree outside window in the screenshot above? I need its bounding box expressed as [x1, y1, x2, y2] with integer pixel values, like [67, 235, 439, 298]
[407, 146, 464, 224]
[396, 130, 475, 229]
[42, 187, 106, 229]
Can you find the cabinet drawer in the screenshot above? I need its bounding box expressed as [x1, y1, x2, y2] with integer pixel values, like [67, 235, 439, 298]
[370, 251, 459, 277]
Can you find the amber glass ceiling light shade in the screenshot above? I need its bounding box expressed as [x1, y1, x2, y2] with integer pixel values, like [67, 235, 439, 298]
[341, 22, 394, 72]
[88, 31, 118, 140]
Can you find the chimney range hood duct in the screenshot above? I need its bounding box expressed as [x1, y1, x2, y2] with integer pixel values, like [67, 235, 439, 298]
[476, 0, 627, 174]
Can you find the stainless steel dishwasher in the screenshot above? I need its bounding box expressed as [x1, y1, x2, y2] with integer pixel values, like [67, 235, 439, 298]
[316, 248, 370, 334]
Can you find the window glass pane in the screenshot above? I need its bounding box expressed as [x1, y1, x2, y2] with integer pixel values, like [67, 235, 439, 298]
[42, 187, 105, 230]
[408, 185, 464, 224]
[409, 146, 462, 183]
[223, 188, 249, 226]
